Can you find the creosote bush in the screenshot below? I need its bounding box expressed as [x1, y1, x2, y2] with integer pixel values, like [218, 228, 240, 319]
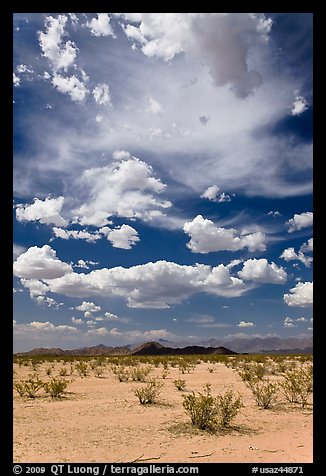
[130, 365, 152, 382]
[14, 376, 44, 398]
[280, 366, 312, 408]
[43, 377, 68, 399]
[183, 384, 242, 431]
[247, 380, 279, 409]
[173, 379, 186, 391]
[134, 379, 163, 404]
[75, 361, 89, 377]
[112, 365, 130, 382]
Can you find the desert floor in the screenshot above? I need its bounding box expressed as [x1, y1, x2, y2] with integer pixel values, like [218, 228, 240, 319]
[13, 360, 312, 463]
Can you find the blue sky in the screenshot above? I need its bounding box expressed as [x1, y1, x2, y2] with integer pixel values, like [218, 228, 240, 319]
[13, 13, 313, 352]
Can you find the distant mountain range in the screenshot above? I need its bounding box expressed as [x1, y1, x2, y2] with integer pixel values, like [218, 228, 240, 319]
[14, 336, 313, 356]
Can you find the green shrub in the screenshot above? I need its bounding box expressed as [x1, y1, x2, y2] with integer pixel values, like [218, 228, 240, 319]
[130, 365, 151, 382]
[173, 379, 186, 391]
[183, 384, 242, 430]
[46, 366, 52, 376]
[281, 366, 312, 408]
[134, 379, 163, 404]
[14, 376, 44, 398]
[43, 377, 68, 399]
[161, 369, 169, 379]
[75, 361, 89, 377]
[248, 380, 279, 409]
[112, 365, 130, 382]
[215, 390, 243, 427]
[59, 367, 68, 377]
[94, 366, 105, 378]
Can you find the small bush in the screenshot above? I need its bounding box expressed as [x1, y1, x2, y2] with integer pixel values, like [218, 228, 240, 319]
[46, 366, 52, 376]
[183, 384, 242, 430]
[75, 361, 89, 377]
[14, 376, 44, 398]
[134, 379, 163, 404]
[59, 367, 68, 377]
[281, 366, 312, 408]
[161, 369, 169, 379]
[215, 390, 243, 427]
[113, 366, 130, 382]
[43, 377, 68, 399]
[130, 365, 151, 382]
[208, 367, 214, 373]
[94, 366, 105, 378]
[248, 380, 279, 409]
[173, 379, 186, 391]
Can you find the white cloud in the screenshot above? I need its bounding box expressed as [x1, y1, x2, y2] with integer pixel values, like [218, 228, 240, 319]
[16, 196, 67, 227]
[283, 281, 313, 308]
[71, 317, 84, 325]
[38, 15, 78, 71]
[226, 259, 242, 270]
[76, 301, 101, 313]
[291, 96, 308, 116]
[34, 296, 59, 307]
[44, 258, 248, 308]
[93, 83, 111, 105]
[73, 156, 172, 226]
[52, 73, 89, 102]
[119, 13, 272, 98]
[20, 278, 49, 297]
[13, 73, 20, 86]
[100, 224, 140, 249]
[200, 185, 220, 201]
[13, 245, 73, 279]
[267, 210, 281, 217]
[13, 243, 26, 260]
[53, 227, 101, 243]
[147, 97, 163, 114]
[14, 320, 79, 335]
[183, 215, 266, 253]
[238, 258, 287, 284]
[73, 259, 99, 269]
[238, 321, 255, 327]
[216, 192, 232, 202]
[283, 317, 296, 328]
[280, 247, 313, 268]
[287, 212, 313, 233]
[300, 238, 313, 253]
[296, 317, 307, 322]
[87, 13, 115, 37]
[104, 312, 118, 320]
[112, 150, 131, 160]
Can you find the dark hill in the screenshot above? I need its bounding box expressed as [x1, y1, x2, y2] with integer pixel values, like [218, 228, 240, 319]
[131, 342, 238, 356]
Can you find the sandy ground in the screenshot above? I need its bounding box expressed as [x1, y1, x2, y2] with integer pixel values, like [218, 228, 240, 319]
[13, 360, 312, 463]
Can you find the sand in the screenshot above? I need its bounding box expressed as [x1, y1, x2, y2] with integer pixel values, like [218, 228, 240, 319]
[13, 360, 313, 463]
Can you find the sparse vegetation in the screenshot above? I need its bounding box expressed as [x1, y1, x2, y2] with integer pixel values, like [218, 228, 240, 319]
[134, 379, 163, 404]
[43, 377, 68, 399]
[248, 380, 279, 409]
[173, 379, 186, 391]
[280, 366, 313, 408]
[59, 367, 68, 377]
[14, 376, 44, 399]
[75, 361, 89, 377]
[130, 365, 152, 382]
[183, 384, 242, 431]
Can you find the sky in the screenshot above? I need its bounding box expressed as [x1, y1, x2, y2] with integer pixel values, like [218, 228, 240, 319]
[12, 13, 313, 352]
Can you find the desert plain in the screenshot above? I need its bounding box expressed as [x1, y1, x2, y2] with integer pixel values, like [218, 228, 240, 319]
[13, 355, 313, 463]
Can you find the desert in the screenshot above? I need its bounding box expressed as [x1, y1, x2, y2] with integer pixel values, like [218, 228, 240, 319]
[13, 349, 313, 463]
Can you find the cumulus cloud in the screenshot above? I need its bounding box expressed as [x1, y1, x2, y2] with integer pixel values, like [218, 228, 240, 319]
[300, 238, 313, 253]
[16, 197, 67, 227]
[280, 246, 313, 268]
[20, 278, 49, 297]
[104, 312, 118, 320]
[238, 258, 287, 284]
[13, 73, 20, 86]
[183, 215, 266, 253]
[200, 185, 220, 201]
[87, 13, 115, 37]
[73, 156, 172, 226]
[14, 320, 78, 335]
[52, 73, 89, 102]
[147, 97, 163, 114]
[267, 211, 281, 218]
[100, 224, 140, 249]
[53, 227, 101, 243]
[76, 301, 101, 313]
[238, 321, 255, 327]
[13, 245, 72, 279]
[73, 259, 99, 269]
[71, 317, 84, 325]
[13, 243, 26, 260]
[283, 281, 313, 307]
[38, 15, 78, 71]
[291, 96, 308, 116]
[112, 150, 131, 160]
[287, 212, 313, 233]
[283, 317, 296, 328]
[93, 83, 111, 105]
[41, 257, 248, 308]
[119, 13, 272, 98]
